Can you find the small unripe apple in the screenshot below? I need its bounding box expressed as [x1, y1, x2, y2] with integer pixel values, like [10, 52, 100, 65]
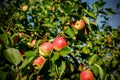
[53, 37, 67, 51]
[80, 70, 94, 80]
[33, 56, 46, 70]
[39, 42, 53, 57]
[22, 5, 28, 12]
[72, 19, 85, 30]
[27, 39, 36, 47]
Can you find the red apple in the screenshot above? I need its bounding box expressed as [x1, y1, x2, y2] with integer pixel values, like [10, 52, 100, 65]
[72, 19, 85, 30]
[53, 37, 67, 51]
[33, 56, 46, 70]
[80, 70, 94, 80]
[39, 42, 53, 57]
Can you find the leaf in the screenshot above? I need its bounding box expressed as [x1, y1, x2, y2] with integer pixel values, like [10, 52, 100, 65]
[83, 10, 96, 19]
[94, 64, 106, 80]
[3, 48, 21, 66]
[82, 16, 90, 25]
[51, 52, 60, 61]
[42, 22, 56, 28]
[92, 2, 98, 11]
[19, 55, 36, 69]
[105, 8, 116, 14]
[24, 51, 35, 57]
[58, 61, 66, 78]
[91, 65, 99, 77]
[64, 26, 76, 39]
[60, 46, 71, 56]
[0, 29, 9, 47]
[88, 54, 98, 65]
[0, 70, 8, 80]
[6, 33, 14, 47]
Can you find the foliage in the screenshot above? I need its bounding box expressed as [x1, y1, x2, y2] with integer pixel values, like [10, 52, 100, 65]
[0, 0, 120, 80]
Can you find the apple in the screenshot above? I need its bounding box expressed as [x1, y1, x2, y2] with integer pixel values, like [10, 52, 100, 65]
[39, 42, 53, 57]
[80, 70, 94, 80]
[72, 19, 85, 30]
[33, 56, 46, 70]
[22, 5, 28, 12]
[27, 39, 36, 47]
[53, 37, 67, 51]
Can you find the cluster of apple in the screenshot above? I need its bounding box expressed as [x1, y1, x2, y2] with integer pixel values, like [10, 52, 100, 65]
[32, 37, 67, 69]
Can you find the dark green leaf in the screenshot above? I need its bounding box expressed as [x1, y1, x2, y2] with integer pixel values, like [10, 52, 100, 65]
[0, 70, 8, 80]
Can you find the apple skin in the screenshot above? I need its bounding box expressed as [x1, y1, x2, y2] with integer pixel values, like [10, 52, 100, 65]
[27, 39, 36, 47]
[80, 70, 94, 80]
[72, 19, 85, 30]
[33, 56, 46, 70]
[53, 37, 67, 51]
[39, 42, 53, 57]
[22, 5, 28, 12]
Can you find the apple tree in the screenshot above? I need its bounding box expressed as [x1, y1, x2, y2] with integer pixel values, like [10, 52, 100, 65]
[0, 0, 120, 80]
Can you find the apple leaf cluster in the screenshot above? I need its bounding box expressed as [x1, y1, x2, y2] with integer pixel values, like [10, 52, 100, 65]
[0, 0, 120, 80]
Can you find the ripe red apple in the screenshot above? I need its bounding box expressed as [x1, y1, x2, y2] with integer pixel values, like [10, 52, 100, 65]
[72, 19, 85, 30]
[39, 42, 53, 57]
[33, 56, 46, 70]
[22, 5, 28, 12]
[53, 37, 67, 51]
[80, 70, 94, 80]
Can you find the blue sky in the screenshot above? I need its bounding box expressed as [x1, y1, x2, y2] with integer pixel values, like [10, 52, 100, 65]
[83, 0, 120, 29]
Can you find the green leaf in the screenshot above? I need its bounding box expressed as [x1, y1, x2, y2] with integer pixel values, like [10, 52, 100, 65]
[64, 26, 76, 39]
[42, 22, 56, 28]
[58, 61, 66, 78]
[0, 29, 9, 47]
[82, 46, 90, 54]
[51, 52, 60, 61]
[83, 10, 96, 19]
[0, 70, 8, 80]
[88, 54, 98, 65]
[3, 48, 21, 66]
[24, 51, 35, 57]
[91, 65, 99, 77]
[94, 64, 106, 80]
[19, 55, 35, 69]
[7, 33, 14, 47]
[82, 16, 90, 25]
[60, 46, 71, 56]
[92, 2, 98, 11]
